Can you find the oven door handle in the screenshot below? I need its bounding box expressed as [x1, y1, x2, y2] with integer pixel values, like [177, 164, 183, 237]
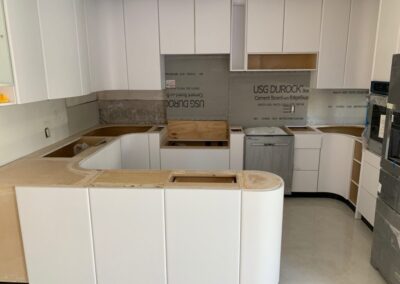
[251, 143, 289, 147]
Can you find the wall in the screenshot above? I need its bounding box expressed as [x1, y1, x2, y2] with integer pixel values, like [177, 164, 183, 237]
[0, 95, 99, 166]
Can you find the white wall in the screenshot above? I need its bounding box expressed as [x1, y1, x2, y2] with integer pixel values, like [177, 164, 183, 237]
[0, 96, 99, 166]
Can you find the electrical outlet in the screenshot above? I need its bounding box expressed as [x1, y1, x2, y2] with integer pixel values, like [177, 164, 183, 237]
[44, 127, 51, 138]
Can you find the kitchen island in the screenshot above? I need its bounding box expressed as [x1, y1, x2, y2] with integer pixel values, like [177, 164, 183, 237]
[0, 125, 283, 284]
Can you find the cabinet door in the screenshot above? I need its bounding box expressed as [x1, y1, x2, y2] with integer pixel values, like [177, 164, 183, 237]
[0, 1, 13, 85]
[16, 187, 96, 284]
[90, 188, 166, 284]
[344, 0, 379, 89]
[292, 170, 318, 192]
[360, 161, 380, 197]
[294, 148, 320, 171]
[85, 0, 128, 91]
[315, 0, 351, 88]
[159, 0, 195, 54]
[318, 134, 354, 199]
[358, 188, 377, 225]
[121, 134, 150, 169]
[3, 0, 48, 103]
[372, 0, 400, 81]
[294, 133, 322, 149]
[283, 0, 322, 52]
[125, 0, 164, 90]
[195, 0, 230, 54]
[166, 189, 240, 284]
[74, 0, 91, 95]
[247, 0, 284, 53]
[38, 0, 82, 99]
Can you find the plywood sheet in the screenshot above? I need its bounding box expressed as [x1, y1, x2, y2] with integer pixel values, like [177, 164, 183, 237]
[167, 120, 228, 141]
[248, 54, 317, 70]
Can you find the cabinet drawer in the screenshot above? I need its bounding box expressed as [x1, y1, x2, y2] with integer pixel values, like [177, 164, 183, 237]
[363, 149, 381, 168]
[292, 171, 318, 192]
[294, 149, 320, 170]
[360, 160, 380, 197]
[358, 188, 377, 225]
[294, 134, 322, 149]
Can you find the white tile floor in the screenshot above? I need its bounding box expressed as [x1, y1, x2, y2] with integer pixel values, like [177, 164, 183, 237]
[280, 198, 386, 284]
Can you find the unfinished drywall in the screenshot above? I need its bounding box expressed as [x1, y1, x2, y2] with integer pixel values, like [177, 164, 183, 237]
[0, 96, 99, 166]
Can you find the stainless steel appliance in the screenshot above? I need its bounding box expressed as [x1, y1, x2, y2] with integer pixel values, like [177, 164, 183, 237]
[367, 82, 389, 156]
[371, 54, 400, 284]
[244, 127, 294, 195]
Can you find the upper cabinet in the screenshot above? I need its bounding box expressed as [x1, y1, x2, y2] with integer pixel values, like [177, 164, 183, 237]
[37, 0, 87, 99]
[344, 0, 379, 88]
[159, 0, 195, 54]
[0, 1, 12, 86]
[372, 0, 400, 82]
[86, 0, 128, 92]
[283, 0, 323, 53]
[159, 0, 231, 54]
[124, 0, 164, 90]
[313, 0, 379, 89]
[2, 0, 48, 103]
[247, 0, 284, 53]
[195, 0, 231, 54]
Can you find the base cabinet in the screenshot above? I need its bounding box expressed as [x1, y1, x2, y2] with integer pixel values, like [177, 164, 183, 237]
[165, 189, 241, 284]
[89, 188, 167, 284]
[16, 187, 96, 284]
[121, 134, 150, 169]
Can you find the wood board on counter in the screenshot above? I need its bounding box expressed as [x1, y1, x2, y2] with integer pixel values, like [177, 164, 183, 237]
[167, 120, 229, 141]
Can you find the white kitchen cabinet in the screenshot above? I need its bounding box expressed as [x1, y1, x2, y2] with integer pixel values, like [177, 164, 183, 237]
[2, 0, 48, 103]
[148, 131, 162, 169]
[294, 148, 320, 171]
[360, 159, 381, 197]
[344, 0, 379, 89]
[80, 139, 122, 170]
[121, 134, 150, 169]
[230, 129, 245, 170]
[159, 0, 195, 54]
[247, 0, 284, 53]
[89, 188, 166, 284]
[124, 0, 164, 90]
[195, 0, 231, 54]
[74, 0, 91, 95]
[160, 148, 230, 170]
[165, 188, 241, 284]
[357, 188, 377, 225]
[372, 0, 400, 82]
[292, 171, 319, 192]
[318, 134, 354, 199]
[16, 187, 96, 284]
[314, 0, 351, 88]
[0, 1, 13, 85]
[37, 0, 82, 99]
[283, 0, 322, 53]
[86, 0, 128, 91]
[293, 133, 322, 149]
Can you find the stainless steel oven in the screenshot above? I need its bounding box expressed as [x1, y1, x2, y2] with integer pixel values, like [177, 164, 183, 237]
[381, 108, 400, 177]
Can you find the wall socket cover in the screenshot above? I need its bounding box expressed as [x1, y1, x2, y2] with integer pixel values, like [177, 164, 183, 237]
[44, 127, 51, 138]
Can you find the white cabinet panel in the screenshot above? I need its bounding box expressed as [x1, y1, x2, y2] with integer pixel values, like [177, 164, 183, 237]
[292, 170, 319, 192]
[372, 0, 400, 81]
[318, 134, 354, 199]
[165, 189, 240, 284]
[315, 0, 351, 88]
[241, 188, 284, 284]
[294, 149, 320, 171]
[159, 0, 195, 54]
[195, 0, 231, 54]
[360, 160, 380, 198]
[344, 0, 379, 89]
[283, 0, 322, 52]
[74, 0, 91, 95]
[80, 139, 122, 170]
[363, 148, 381, 168]
[16, 187, 96, 284]
[124, 0, 164, 90]
[121, 134, 150, 169]
[294, 133, 322, 149]
[358, 188, 377, 225]
[247, 0, 284, 53]
[3, 0, 48, 103]
[161, 148, 230, 170]
[90, 188, 166, 284]
[230, 131, 244, 170]
[148, 132, 162, 169]
[38, 0, 82, 99]
[0, 1, 12, 85]
[86, 0, 128, 91]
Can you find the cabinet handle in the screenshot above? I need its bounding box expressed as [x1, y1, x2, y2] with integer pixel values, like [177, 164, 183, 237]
[251, 143, 289, 147]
